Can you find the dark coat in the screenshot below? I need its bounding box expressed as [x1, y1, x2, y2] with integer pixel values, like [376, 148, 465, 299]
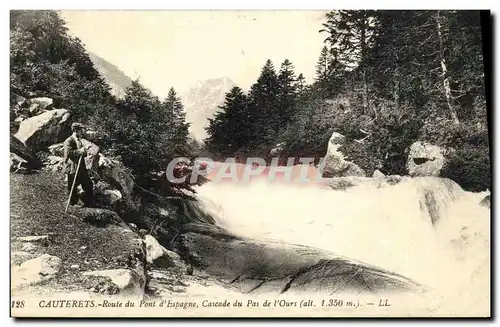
[63, 134, 86, 175]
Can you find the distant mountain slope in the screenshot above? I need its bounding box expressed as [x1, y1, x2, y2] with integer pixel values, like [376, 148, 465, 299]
[88, 52, 133, 98]
[88, 52, 234, 142]
[180, 77, 236, 142]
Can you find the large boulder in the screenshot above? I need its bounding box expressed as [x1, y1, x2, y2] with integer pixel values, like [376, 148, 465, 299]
[144, 235, 164, 264]
[28, 97, 54, 115]
[322, 132, 366, 178]
[143, 234, 185, 270]
[11, 254, 62, 289]
[98, 155, 140, 217]
[323, 132, 349, 176]
[407, 141, 445, 177]
[269, 142, 286, 157]
[98, 156, 135, 196]
[81, 139, 100, 172]
[14, 109, 71, 151]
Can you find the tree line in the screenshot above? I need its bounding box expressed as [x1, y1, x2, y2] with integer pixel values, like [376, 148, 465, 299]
[204, 10, 490, 191]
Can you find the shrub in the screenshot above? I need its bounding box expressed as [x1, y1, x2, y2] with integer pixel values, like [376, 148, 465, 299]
[441, 145, 490, 192]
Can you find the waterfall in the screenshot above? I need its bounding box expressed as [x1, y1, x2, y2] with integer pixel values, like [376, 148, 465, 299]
[194, 164, 490, 300]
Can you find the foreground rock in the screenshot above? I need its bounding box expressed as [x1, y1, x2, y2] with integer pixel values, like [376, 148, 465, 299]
[10, 153, 28, 173]
[479, 195, 490, 208]
[98, 155, 141, 217]
[28, 97, 54, 115]
[82, 268, 145, 297]
[15, 109, 71, 151]
[10, 135, 40, 170]
[144, 234, 188, 272]
[43, 155, 65, 173]
[144, 235, 165, 264]
[407, 141, 445, 177]
[12, 254, 62, 289]
[178, 223, 424, 296]
[322, 132, 366, 178]
[94, 180, 122, 208]
[11, 251, 36, 265]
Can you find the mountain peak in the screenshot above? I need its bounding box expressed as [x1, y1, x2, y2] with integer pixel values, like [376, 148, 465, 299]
[181, 78, 236, 141]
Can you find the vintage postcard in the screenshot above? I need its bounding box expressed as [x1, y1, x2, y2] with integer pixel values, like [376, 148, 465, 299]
[10, 10, 491, 318]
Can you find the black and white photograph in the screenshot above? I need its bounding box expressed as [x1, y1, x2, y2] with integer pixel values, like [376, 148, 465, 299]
[9, 9, 491, 318]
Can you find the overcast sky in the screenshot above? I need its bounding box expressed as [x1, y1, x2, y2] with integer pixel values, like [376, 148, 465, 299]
[60, 10, 328, 97]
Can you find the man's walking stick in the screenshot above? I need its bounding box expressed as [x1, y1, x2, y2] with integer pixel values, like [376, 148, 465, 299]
[65, 155, 83, 214]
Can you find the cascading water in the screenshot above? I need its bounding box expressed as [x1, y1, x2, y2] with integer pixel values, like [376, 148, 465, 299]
[193, 163, 490, 305]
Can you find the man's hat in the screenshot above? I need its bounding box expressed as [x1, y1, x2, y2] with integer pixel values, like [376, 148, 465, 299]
[71, 122, 85, 131]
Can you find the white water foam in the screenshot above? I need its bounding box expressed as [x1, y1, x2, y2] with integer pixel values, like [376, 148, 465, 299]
[194, 164, 490, 303]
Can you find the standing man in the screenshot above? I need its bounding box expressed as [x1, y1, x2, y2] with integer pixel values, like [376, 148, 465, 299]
[63, 122, 94, 208]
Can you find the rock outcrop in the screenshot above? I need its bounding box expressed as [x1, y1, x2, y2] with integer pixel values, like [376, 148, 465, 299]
[82, 139, 100, 172]
[479, 195, 490, 208]
[43, 155, 65, 173]
[10, 135, 40, 170]
[144, 235, 165, 265]
[10, 153, 28, 173]
[407, 141, 445, 177]
[322, 132, 366, 178]
[94, 181, 122, 208]
[12, 254, 62, 289]
[98, 155, 140, 218]
[178, 223, 424, 296]
[15, 109, 71, 151]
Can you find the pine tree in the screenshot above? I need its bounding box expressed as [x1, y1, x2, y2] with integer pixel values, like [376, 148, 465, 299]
[321, 10, 379, 114]
[277, 59, 298, 132]
[205, 86, 250, 157]
[113, 80, 172, 178]
[248, 59, 280, 146]
[315, 46, 330, 80]
[314, 45, 344, 98]
[296, 73, 306, 93]
[164, 87, 190, 154]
